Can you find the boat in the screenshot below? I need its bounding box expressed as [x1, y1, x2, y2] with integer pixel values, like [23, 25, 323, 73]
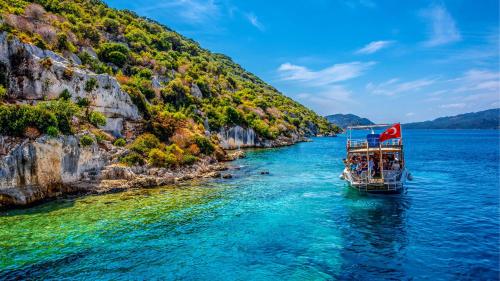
[340, 123, 412, 193]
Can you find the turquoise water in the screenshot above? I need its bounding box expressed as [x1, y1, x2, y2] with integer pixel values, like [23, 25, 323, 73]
[1, 130, 499, 280]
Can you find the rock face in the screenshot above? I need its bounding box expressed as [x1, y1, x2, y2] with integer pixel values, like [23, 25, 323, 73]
[0, 32, 139, 136]
[0, 135, 107, 207]
[218, 126, 256, 149]
[217, 126, 306, 149]
[0, 134, 228, 208]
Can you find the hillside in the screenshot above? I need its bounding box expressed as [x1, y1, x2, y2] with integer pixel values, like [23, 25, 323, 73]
[404, 109, 500, 129]
[325, 114, 374, 128]
[0, 1, 338, 154]
[0, 0, 339, 207]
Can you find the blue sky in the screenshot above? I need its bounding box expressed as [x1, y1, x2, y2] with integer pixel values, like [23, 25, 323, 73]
[105, 0, 499, 123]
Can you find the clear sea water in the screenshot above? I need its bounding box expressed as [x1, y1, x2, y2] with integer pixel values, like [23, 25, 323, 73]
[0, 130, 499, 280]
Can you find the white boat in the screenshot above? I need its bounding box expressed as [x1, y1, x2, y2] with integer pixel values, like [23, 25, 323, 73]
[340, 124, 412, 193]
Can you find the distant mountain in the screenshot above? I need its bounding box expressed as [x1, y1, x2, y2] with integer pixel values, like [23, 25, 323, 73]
[325, 114, 374, 128]
[404, 109, 500, 129]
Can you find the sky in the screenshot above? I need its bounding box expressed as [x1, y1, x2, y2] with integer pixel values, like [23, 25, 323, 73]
[104, 0, 499, 123]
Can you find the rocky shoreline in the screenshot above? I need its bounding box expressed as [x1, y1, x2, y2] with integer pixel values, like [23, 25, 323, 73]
[0, 134, 309, 209]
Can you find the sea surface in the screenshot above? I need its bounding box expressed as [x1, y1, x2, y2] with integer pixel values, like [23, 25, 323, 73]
[0, 130, 499, 280]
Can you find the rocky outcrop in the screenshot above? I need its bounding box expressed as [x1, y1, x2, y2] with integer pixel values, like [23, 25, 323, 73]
[0, 135, 107, 207]
[0, 32, 139, 136]
[218, 126, 256, 149]
[217, 126, 307, 149]
[0, 135, 227, 208]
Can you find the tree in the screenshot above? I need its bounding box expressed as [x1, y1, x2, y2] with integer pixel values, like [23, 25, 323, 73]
[98, 43, 130, 67]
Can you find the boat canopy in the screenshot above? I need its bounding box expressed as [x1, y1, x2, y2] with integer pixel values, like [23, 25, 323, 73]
[347, 124, 392, 130]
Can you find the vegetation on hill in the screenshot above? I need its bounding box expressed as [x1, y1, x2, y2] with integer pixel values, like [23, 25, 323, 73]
[403, 109, 500, 129]
[0, 0, 339, 166]
[325, 114, 374, 128]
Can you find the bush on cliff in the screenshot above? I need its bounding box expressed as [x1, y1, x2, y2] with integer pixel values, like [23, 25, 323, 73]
[89, 111, 107, 127]
[80, 134, 94, 146]
[0, 100, 79, 136]
[129, 133, 161, 155]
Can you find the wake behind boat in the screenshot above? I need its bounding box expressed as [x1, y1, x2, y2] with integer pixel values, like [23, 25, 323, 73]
[340, 123, 412, 193]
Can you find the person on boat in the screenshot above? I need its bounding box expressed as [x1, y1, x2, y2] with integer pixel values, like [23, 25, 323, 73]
[350, 158, 357, 172]
[368, 157, 375, 176]
[382, 158, 389, 170]
[391, 158, 401, 170]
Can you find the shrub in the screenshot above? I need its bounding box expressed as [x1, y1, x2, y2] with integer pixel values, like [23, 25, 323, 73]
[37, 100, 80, 134]
[59, 89, 71, 100]
[182, 154, 197, 165]
[161, 78, 191, 108]
[129, 133, 160, 154]
[137, 68, 153, 79]
[56, 33, 76, 52]
[194, 135, 214, 155]
[84, 78, 98, 92]
[251, 119, 271, 139]
[24, 3, 46, 20]
[62, 68, 74, 80]
[150, 110, 187, 141]
[40, 57, 53, 69]
[147, 148, 168, 167]
[103, 18, 119, 33]
[76, 97, 91, 107]
[0, 100, 80, 136]
[165, 143, 184, 165]
[0, 85, 6, 101]
[24, 127, 41, 139]
[46, 126, 59, 137]
[224, 106, 245, 125]
[120, 152, 145, 166]
[113, 138, 126, 147]
[80, 134, 94, 146]
[89, 111, 107, 127]
[98, 43, 130, 67]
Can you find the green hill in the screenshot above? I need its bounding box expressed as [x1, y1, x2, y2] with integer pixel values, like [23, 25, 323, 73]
[0, 0, 339, 166]
[325, 114, 374, 128]
[404, 109, 500, 129]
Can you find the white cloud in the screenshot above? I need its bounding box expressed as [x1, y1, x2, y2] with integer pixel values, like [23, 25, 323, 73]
[356, 40, 394, 54]
[405, 112, 415, 117]
[295, 86, 355, 115]
[278, 61, 375, 86]
[137, 0, 220, 25]
[452, 69, 500, 93]
[421, 4, 461, 47]
[245, 12, 265, 31]
[429, 69, 499, 110]
[366, 78, 435, 96]
[440, 103, 466, 109]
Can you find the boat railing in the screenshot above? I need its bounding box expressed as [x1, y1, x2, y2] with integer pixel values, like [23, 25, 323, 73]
[349, 168, 403, 184]
[347, 138, 401, 149]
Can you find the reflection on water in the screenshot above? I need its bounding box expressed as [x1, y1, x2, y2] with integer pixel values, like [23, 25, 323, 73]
[338, 187, 410, 279]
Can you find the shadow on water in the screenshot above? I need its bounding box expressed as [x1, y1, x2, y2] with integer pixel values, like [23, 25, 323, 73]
[336, 185, 411, 280]
[0, 197, 77, 217]
[0, 251, 89, 280]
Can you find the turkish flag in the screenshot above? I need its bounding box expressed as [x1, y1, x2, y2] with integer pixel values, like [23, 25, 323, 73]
[379, 123, 401, 142]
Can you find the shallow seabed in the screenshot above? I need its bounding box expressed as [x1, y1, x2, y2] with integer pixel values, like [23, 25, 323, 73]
[1, 130, 499, 280]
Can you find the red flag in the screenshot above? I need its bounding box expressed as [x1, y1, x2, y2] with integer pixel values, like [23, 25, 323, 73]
[379, 123, 401, 142]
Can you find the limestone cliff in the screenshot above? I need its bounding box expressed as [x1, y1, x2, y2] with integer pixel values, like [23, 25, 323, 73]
[0, 135, 106, 206]
[0, 32, 139, 136]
